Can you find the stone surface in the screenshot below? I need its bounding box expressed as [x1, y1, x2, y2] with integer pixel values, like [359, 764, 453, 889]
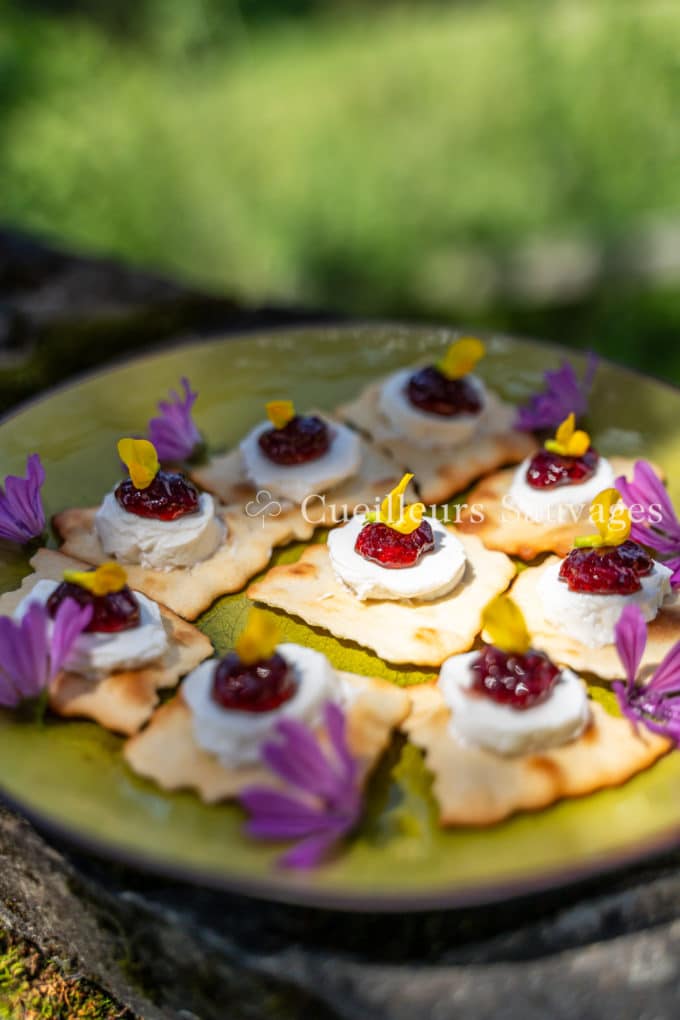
[2, 226, 680, 1019]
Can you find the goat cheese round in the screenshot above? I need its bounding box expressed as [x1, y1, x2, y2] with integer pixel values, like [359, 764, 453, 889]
[438, 650, 590, 755]
[378, 368, 486, 447]
[240, 418, 361, 504]
[506, 455, 615, 524]
[15, 579, 169, 679]
[537, 558, 672, 648]
[95, 490, 224, 570]
[182, 643, 345, 767]
[327, 513, 466, 601]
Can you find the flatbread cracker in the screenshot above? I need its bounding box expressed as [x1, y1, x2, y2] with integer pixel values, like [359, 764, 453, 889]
[338, 380, 537, 505]
[190, 434, 410, 531]
[457, 457, 658, 560]
[124, 671, 410, 803]
[0, 548, 212, 734]
[53, 504, 309, 620]
[403, 684, 670, 826]
[247, 532, 516, 666]
[510, 557, 680, 680]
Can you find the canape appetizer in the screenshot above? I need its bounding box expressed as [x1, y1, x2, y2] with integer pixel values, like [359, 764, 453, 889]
[457, 413, 655, 559]
[191, 400, 409, 533]
[511, 490, 680, 679]
[248, 475, 516, 665]
[53, 438, 313, 620]
[337, 338, 536, 504]
[124, 611, 409, 804]
[0, 549, 211, 734]
[403, 597, 670, 825]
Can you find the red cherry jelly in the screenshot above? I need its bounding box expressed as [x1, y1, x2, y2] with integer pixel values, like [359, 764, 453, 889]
[407, 365, 482, 417]
[470, 645, 560, 709]
[46, 581, 140, 633]
[526, 447, 599, 490]
[115, 471, 200, 521]
[258, 415, 330, 465]
[559, 540, 653, 595]
[354, 520, 435, 568]
[212, 651, 296, 713]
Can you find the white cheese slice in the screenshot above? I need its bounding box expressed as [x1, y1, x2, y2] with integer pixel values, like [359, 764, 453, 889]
[438, 650, 590, 756]
[182, 643, 345, 767]
[506, 454, 616, 524]
[537, 558, 672, 648]
[327, 513, 466, 601]
[378, 368, 486, 447]
[240, 417, 361, 504]
[95, 490, 224, 570]
[15, 578, 169, 679]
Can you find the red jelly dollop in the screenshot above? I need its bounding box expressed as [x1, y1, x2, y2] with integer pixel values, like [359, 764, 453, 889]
[46, 581, 140, 633]
[526, 447, 599, 489]
[212, 651, 296, 712]
[407, 365, 482, 417]
[558, 540, 653, 595]
[258, 415, 330, 465]
[354, 520, 435, 568]
[470, 645, 560, 709]
[115, 471, 200, 521]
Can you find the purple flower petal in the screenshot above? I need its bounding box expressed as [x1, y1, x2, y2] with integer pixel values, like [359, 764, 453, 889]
[324, 700, 358, 784]
[0, 454, 46, 543]
[277, 829, 345, 870]
[50, 597, 93, 676]
[614, 604, 647, 688]
[646, 642, 680, 697]
[515, 354, 598, 431]
[238, 700, 362, 869]
[148, 377, 201, 462]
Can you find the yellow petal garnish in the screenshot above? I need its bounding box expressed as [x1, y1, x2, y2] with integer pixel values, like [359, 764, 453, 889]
[544, 412, 590, 457]
[366, 473, 426, 535]
[436, 337, 486, 380]
[235, 609, 279, 666]
[63, 561, 128, 596]
[117, 438, 160, 490]
[266, 400, 296, 430]
[573, 487, 631, 548]
[482, 595, 530, 655]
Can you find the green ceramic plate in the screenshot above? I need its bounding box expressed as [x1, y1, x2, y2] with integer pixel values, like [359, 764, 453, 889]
[2, 325, 680, 912]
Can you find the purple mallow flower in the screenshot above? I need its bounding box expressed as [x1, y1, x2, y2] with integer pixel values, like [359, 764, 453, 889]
[613, 603, 680, 743]
[239, 701, 362, 869]
[616, 459, 680, 587]
[0, 599, 92, 708]
[0, 454, 46, 544]
[148, 377, 202, 462]
[515, 352, 598, 431]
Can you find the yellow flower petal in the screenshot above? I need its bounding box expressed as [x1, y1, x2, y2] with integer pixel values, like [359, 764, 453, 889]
[574, 488, 630, 548]
[437, 337, 485, 380]
[117, 438, 160, 490]
[544, 412, 591, 457]
[266, 400, 296, 430]
[369, 473, 425, 534]
[482, 595, 530, 655]
[63, 561, 128, 596]
[235, 609, 279, 666]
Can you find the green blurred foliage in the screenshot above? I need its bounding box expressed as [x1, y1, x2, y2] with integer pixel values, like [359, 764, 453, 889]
[2, 0, 680, 377]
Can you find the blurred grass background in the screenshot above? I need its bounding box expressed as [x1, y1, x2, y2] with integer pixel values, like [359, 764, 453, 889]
[2, 0, 680, 378]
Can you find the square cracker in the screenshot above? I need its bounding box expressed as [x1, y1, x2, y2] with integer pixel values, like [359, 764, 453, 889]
[403, 684, 670, 826]
[0, 548, 213, 735]
[510, 557, 680, 680]
[247, 532, 516, 666]
[457, 457, 659, 560]
[190, 434, 411, 531]
[52, 503, 310, 620]
[124, 671, 410, 803]
[337, 380, 537, 505]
